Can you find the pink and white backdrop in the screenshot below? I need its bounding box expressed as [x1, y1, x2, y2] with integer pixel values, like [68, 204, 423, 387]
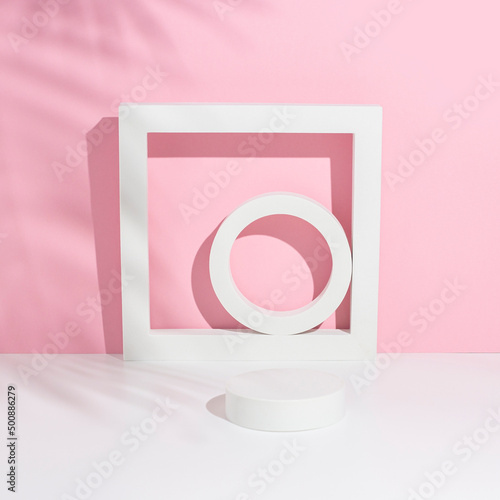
[1, 0, 499, 354]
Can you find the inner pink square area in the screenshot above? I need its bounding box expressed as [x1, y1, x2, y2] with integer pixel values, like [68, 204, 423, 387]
[147, 133, 352, 331]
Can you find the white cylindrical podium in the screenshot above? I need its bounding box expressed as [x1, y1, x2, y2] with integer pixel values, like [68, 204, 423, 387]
[225, 368, 345, 431]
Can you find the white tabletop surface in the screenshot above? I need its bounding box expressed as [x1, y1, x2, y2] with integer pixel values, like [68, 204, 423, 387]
[1, 354, 499, 500]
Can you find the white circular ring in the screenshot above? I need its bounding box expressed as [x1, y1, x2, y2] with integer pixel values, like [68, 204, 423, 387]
[209, 192, 352, 335]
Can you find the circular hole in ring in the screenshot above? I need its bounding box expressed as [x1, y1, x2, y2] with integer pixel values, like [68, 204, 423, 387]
[230, 214, 333, 312]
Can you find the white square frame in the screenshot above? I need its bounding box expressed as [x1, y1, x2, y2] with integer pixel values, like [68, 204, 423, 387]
[119, 104, 382, 360]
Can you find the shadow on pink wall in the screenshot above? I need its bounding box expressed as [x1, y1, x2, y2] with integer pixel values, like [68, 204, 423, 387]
[87, 118, 122, 353]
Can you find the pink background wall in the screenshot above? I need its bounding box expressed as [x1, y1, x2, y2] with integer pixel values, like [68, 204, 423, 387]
[147, 132, 352, 332]
[1, 0, 499, 354]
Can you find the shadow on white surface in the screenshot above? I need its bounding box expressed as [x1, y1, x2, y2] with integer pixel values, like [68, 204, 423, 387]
[206, 394, 227, 422]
